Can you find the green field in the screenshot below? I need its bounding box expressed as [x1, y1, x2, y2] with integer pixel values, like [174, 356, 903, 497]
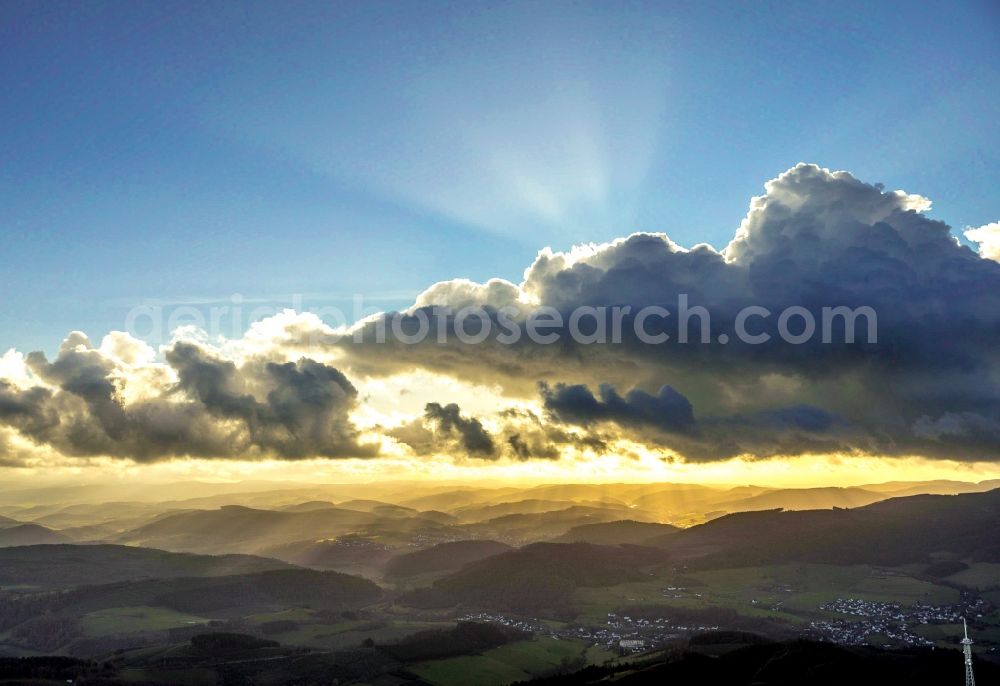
[257, 614, 456, 651]
[245, 607, 317, 624]
[118, 667, 217, 685]
[81, 606, 209, 637]
[848, 570, 960, 604]
[255, 619, 372, 648]
[410, 637, 612, 686]
[946, 563, 1000, 590]
[912, 622, 1000, 648]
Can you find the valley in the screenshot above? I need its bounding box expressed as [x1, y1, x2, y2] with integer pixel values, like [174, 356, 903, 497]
[0, 479, 997, 684]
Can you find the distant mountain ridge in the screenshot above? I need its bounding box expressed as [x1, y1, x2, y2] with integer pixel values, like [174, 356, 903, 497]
[114, 505, 389, 553]
[709, 486, 889, 512]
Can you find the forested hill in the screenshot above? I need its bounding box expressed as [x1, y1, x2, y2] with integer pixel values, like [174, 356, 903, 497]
[654, 488, 1000, 567]
[0, 544, 294, 588]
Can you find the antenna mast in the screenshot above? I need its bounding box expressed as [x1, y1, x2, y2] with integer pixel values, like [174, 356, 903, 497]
[962, 618, 976, 686]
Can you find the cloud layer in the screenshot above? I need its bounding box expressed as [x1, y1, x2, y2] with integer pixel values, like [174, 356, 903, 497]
[1, 164, 998, 466]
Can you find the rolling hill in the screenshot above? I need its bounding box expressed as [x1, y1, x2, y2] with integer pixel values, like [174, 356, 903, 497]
[552, 519, 680, 545]
[452, 498, 633, 523]
[336, 499, 419, 517]
[708, 486, 889, 512]
[465, 506, 650, 543]
[0, 544, 295, 589]
[0, 568, 383, 653]
[0, 524, 70, 547]
[21, 501, 181, 531]
[260, 535, 396, 575]
[398, 487, 529, 512]
[136, 568, 382, 615]
[857, 480, 991, 496]
[403, 542, 669, 618]
[384, 540, 513, 578]
[653, 488, 1000, 567]
[279, 500, 338, 512]
[113, 505, 385, 553]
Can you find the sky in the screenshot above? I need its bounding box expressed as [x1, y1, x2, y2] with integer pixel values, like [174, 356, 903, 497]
[2, 1, 999, 352]
[1, 1, 999, 484]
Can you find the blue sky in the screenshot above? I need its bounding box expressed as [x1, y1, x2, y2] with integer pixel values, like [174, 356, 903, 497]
[2, 0, 998, 354]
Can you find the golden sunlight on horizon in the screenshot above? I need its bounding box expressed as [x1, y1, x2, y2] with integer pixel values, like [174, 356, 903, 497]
[5, 452, 999, 491]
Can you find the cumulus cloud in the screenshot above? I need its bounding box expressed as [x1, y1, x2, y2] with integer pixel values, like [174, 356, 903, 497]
[424, 402, 496, 457]
[965, 221, 1000, 262]
[343, 164, 1000, 461]
[2, 164, 998, 465]
[0, 333, 373, 461]
[387, 403, 585, 461]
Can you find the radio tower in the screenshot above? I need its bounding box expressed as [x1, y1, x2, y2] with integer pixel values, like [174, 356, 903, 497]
[962, 618, 976, 686]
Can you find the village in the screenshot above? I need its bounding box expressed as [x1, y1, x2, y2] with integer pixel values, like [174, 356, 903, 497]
[808, 596, 992, 648]
[459, 592, 995, 655]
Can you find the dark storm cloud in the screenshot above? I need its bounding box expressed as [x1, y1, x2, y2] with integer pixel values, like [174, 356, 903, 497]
[540, 382, 695, 432]
[388, 404, 573, 461]
[506, 432, 556, 460]
[424, 402, 496, 457]
[0, 382, 59, 437]
[499, 407, 603, 459]
[164, 343, 365, 458]
[25, 333, 131, 450]
[756, 405, 836, 433]
[537, 379, 849, 461]
[0, 335, 373, 461]
[343, 164, 1000, 461]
